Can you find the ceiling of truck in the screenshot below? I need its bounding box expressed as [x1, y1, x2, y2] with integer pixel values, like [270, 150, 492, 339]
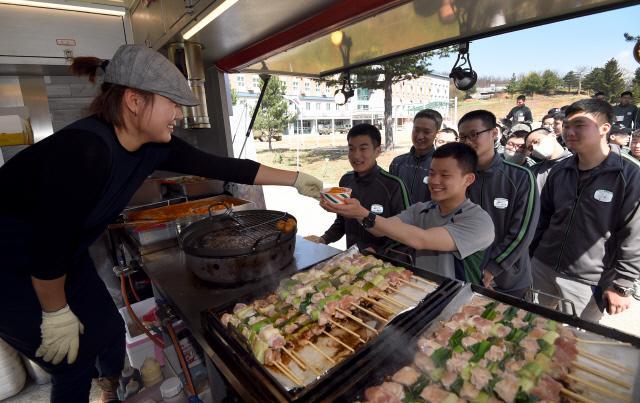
[70, 0, 638, 77]
[212, 0, 639, 77]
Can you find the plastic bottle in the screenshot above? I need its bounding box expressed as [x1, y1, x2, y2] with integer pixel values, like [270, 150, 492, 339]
[140, 357, 163, 387]
[119, 365, 134, 398]
[159, 377, 188, 403]
[125, 379, 141, 399]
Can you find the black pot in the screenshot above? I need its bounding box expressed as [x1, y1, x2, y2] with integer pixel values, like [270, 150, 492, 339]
[178, 210, 297, 284]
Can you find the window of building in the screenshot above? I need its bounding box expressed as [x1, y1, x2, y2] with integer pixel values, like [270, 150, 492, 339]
[293, 81, 299, 91]
[316, 82, 321, 93]
[357, 104, 369, 111]
[316, 103, 321, 110]
[306, 102, 311, 110]
[304, 81, 310, 92]
[252, 76, 259, 88]
[326, 103, 331, 110]
[237, 76, 244, 87]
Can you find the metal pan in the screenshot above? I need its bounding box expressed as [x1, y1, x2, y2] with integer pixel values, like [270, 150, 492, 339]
[340, 284, 640, 402]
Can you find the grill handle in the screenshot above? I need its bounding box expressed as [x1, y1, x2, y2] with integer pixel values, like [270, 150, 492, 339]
[208, 202, 232, 217]
[251, 231, 283, 250]
[526, 288, 577, 316]
[381, 246, 415, 267]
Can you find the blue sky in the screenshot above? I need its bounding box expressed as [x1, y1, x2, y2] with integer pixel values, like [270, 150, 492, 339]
[428, 4, 640, 80]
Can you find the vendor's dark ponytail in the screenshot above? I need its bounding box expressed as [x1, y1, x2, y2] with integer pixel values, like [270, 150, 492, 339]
[70, 57, 104, 83]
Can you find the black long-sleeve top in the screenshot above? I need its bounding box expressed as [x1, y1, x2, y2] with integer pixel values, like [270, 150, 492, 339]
[0, 115, 260, 280]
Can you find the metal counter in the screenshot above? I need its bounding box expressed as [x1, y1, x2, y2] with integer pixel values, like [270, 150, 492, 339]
[138, 236, 340, 401]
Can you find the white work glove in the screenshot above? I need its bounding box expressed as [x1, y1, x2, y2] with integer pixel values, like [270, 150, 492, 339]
[36, 305, 84, 365]
[293, 172, 323, 200]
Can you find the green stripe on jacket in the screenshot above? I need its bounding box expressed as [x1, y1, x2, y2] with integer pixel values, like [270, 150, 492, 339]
[496, 161, 537, 263]
[379, 169, 411, 208]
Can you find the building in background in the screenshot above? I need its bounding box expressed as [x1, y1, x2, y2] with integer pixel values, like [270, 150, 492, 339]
[229, 72, 452, 135]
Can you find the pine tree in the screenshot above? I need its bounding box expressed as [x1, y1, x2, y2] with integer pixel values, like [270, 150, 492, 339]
[254, 76, 295, 151]
[562, 71, 578, 93]
[541, 70, 563, 95]
[582, 68, 605, 95]
[600, 58, 626, 102]
[351, 48, 453, 150]
[520, 72, 543, 96]
[506, 73, 520, 96]
[632, 67, 640, 104]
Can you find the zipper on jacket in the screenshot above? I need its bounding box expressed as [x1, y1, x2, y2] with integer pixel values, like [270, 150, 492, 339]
[554, 178, 586, 272]
[409, 156, 420, 198]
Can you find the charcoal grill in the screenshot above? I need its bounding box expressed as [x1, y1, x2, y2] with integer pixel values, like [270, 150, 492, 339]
[179, 209, 297, 284]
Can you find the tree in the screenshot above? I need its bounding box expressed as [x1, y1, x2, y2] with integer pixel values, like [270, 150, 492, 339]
[541, 70, 563, 95]
[230, 88, 238, 106]
[351, 47, 453, 150]
[254, 76, 295, 151]
[575, 66, 589, 95]
[630, 67, 640, 105]
[519, 72, 543, 96]
[505, 73, 520, 96]
[632, 68, 640, 104]
[600, 58, 626, 102]
[582, 67, 604, 95]
[563, 71, 578, 93]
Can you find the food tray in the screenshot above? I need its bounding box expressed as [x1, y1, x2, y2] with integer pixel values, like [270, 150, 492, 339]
[123, 195, 254, 253]
[162, 175, 224, 197]
[201, 248, 462, 402]
[343, 284, 640, 402]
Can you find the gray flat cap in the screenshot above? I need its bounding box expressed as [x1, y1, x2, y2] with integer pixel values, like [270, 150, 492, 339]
[104, 44, 200, 106]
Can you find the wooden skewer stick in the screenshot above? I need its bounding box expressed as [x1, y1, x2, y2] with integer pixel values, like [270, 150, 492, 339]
[572, 362, 632, 389]
[566, 374, 631, 402]
[282, 347, 306, 371]
[336, 308, 379, 334]
[376, 292, 409, 309]
[362, 297, 396, 313]
[387, 285, 420, 301]
[290, 349, 318, 375]
[328, 319, 365, 343]
[351, 302, 389, 323]
[273, 361, 303, 386]
[411, 275, 437, 287]
[577, 347, 634, 373]
[308, 341, 336, 364]
[322, 330, 355, 353]
[397, 277, 430, 292]
[577, 337, 632, 347]
[560, 387, 596, 403]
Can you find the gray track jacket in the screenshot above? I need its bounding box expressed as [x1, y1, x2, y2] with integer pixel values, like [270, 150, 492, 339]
[468, 153, 540, 293]
[531, 145, 640, 289]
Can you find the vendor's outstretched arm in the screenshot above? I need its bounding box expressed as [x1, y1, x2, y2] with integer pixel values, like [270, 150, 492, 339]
[253, 165, 298, 186]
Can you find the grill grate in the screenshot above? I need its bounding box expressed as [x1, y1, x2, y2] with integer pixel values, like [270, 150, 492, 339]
[186, 210, 292, 254]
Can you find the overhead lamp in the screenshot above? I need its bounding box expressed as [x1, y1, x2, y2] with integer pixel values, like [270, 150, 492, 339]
[182, 0, 239, 40]
[334, 74, 354, 105]
[0, 0, 125, 16]
[449, 42, 477, 91]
